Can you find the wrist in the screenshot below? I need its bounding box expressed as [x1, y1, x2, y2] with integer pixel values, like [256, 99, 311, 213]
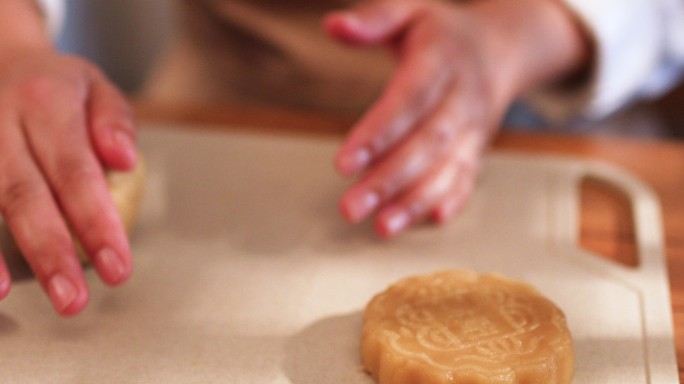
[468, 0, 591, 103]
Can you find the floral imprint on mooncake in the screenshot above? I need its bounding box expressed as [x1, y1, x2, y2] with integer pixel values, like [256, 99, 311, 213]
[361, 269, 574, 384]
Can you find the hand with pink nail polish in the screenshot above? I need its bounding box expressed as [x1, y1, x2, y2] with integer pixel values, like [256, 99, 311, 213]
[0, 0, 137, 316]
[325, 0, 590, 238]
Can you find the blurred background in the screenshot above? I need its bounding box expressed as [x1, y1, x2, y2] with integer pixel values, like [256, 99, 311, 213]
[54, 1, 683, 140]
[56, 0, 175, 94]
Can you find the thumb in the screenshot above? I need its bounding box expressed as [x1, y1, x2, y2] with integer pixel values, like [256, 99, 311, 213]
[323, 0, 422, 45]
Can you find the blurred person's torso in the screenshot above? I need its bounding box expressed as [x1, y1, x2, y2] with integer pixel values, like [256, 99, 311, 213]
[143, 0, 394, 113]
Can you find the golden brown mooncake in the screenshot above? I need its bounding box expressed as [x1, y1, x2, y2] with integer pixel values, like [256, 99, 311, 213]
[361, 269, 574, 384]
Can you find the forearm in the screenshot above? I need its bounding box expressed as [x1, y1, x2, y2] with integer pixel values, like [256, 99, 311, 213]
[467, 0, 591, 107]
[0, 0, 54, 58]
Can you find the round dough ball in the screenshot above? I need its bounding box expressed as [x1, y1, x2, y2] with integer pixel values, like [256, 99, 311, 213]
[361, 269, 574, 384]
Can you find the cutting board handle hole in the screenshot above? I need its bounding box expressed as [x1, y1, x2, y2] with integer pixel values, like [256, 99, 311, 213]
[579, 176, 639, 268]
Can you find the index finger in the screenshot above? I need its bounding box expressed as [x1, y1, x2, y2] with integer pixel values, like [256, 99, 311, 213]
[0, 110, 89, 316]
[21, 82, 132, 288]
[335, 12, 454, 176]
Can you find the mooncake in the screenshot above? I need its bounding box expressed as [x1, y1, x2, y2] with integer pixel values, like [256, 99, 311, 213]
[361, 269, 574, 384]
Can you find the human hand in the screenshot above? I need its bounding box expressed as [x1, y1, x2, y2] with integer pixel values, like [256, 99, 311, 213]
[325, 0, 508, 238]
[0, 48, 138, 316]
[325, 0, 588, 238]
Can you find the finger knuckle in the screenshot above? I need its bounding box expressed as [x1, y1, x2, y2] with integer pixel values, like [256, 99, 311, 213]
[19, 76, 81, 109]
[51, 158, 102, 193]
[429, 120, 457, 152]
[0, 178, 44, 218]
[373, 173, 404, 200]
[405, 198, 429, 218]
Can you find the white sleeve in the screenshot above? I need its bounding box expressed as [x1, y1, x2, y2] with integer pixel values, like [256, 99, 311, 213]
[526, 0, 684, 122]
[33, 0, 65, 38]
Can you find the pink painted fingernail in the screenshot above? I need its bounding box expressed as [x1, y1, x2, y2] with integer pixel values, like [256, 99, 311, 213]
[95, 247, 127, 284]
[48, 274, 77, 313]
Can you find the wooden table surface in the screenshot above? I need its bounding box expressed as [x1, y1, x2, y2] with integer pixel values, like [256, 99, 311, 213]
[136, 101, 684, 382]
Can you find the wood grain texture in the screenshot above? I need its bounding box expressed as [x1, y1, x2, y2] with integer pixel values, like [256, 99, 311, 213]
[579, 178, 638, 267]
[494, 131, 684, 383]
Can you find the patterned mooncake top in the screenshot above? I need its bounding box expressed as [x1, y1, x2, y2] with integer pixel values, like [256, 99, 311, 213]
[361, 269, 574, 384]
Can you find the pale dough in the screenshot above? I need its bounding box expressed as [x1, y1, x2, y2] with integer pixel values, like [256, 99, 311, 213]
[361, 269, 574, 384]
[106, 157, 146, 235]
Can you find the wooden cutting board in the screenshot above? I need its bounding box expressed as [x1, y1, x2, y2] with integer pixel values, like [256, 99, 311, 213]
[0, 124, 677, 383]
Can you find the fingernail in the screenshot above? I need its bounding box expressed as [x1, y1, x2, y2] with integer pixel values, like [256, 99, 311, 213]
[338, 148, 371, 174]
[384, 209, 410, 237]
[345, 189, 379, 222]
[341, 12, 362, 27]
[95, 247, 127, 284]
[0, 275, 10, 299]
[114, 130, 138, 167]
[328, 10, 360, 27]
[48, 274, 77, 313]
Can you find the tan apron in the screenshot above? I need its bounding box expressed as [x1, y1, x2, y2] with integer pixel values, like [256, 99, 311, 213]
[141, 0, 395, 113]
